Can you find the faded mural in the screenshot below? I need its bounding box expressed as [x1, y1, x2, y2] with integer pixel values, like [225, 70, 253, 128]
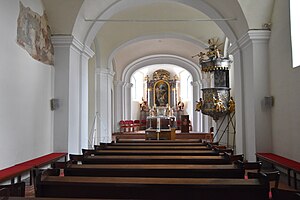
[17, 2, 54, 65]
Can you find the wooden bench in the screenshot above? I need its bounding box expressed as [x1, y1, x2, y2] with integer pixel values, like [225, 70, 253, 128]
[256, 152, 300, 189]
[0, 182, 25, 197]
[95, 145, 212, 150]
[0, 165, 32, 184]
[100, 141, 207, 146]
[82, 155, 230, 164]
[64, 163, 245, 178]
[116, 139, 202, 143]
[36, 171, 269, 200]
[87, 149, 219, 156]
[0, 152, 67, 184]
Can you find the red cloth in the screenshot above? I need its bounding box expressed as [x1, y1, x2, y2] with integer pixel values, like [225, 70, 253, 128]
[15, 152, 67, 167]
[0, 165, 32, 181]
[0, 152, 67, 183]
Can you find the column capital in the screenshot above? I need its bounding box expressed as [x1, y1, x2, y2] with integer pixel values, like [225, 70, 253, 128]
[125, 82, 133, 88]
[114, 80, 125, 87]
[228, 30, 271, 54]
[52, 35, 94, 58]
[95, 68, 115, 77]
[191, 80, 202, 87]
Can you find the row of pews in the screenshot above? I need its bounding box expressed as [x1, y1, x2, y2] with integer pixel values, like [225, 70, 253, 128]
[34, 140, 272, 200]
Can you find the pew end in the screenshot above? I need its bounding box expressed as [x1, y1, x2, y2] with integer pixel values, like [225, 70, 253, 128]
[0, 182, 25, 197]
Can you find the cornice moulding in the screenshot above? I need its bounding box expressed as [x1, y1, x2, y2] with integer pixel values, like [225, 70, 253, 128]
[52, 35, 94, 58]
[228, 29, 271, 54]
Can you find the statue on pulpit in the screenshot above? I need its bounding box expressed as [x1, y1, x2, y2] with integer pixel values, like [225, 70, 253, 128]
[195, 98, 203, 111]
[228, 97, 235, 113]
[213, 96, 226, 112]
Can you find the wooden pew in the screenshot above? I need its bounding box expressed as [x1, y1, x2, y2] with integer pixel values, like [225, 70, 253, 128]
[256, 152, 300, 189]
[87, 149, 219, 156]
[95, 145, 212, 150]
[0, 182, 25, 197]
[101, 142, 207, 146]
[116, 139, 202, 143]
[64, 163, 245, 178]
[36, 171, 269, 200]
[0, 153, 67, 185]
[82, 155, 230, 164]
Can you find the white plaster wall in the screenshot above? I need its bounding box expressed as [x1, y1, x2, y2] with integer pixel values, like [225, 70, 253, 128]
[0, 0, 53, 169]
[269, 0, 300, 162]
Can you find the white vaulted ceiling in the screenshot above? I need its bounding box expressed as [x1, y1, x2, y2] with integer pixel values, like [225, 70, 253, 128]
[42, 0, 274, 74]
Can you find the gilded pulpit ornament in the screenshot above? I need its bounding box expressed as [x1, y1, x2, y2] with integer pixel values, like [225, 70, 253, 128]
[195, 98, 203, 111]
[193, 38, 233, 120]
[228, 97, 235, 113]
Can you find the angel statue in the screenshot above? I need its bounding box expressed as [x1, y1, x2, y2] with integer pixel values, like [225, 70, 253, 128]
[195, 98, 203, 112]
[206, 38, 223, 59]
[228, 97, 235, 113]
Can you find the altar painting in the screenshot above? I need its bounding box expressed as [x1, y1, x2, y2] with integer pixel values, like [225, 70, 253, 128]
[154, 80, 170, 106]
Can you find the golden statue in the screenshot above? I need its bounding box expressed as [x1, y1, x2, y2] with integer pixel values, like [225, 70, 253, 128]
[206, 38, 222, 59]
[228, 97, 235, 113]
[195, 98, 203, 112]
[213, 96, 226, 112]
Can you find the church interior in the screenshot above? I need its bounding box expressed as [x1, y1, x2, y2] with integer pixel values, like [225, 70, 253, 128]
[0, 0, 300, 199]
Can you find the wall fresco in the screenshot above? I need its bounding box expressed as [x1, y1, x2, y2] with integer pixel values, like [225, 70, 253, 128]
[17, 2, 54, 65]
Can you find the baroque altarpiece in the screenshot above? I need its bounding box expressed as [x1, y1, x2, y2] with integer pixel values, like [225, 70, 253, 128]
[140, 69, 185, 131]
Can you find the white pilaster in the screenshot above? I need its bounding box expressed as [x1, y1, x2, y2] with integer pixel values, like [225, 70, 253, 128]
[96, 68, 115, 143]
[52, 35, 94, 154]
[80, 47, 95, 149]
[114, 80, 125, 131]
[124, 82, 133, 119]
[229, 30, 271, 161]
[191, 81, 202, 132]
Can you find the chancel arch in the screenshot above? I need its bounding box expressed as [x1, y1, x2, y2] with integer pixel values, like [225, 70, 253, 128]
[115, 54, 205, 133]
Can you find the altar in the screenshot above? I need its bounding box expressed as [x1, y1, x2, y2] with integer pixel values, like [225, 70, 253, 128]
[139, 69, 186, 131]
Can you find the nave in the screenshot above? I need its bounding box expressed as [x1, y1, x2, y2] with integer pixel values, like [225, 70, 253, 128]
[1, 139, 300, 200]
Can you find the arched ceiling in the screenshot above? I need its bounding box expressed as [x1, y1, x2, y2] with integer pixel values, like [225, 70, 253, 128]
[42, 0, 274, 77]
[113, 38, 204, 80]
[96, 1, 225, 68]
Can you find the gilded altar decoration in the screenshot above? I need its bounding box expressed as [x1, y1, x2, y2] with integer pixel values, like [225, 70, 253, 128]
[17, 2, 54, 65]
[153, 69, 170, 81]
[141, 68, 183, 130]
[140, 97, 149, 112]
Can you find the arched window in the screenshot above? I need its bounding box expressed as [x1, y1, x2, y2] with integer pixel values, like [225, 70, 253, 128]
[290, 0, 300, 68]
